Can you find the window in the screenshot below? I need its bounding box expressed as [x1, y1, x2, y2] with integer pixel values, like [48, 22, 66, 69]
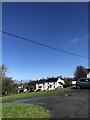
[79, 79, 87, 82]
[49, 85, 52, 88]
[39, 86, 42, 88]
[53, 82, 55, 85]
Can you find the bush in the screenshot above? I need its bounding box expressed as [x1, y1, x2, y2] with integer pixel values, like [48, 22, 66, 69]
[2, 77, 18, 95]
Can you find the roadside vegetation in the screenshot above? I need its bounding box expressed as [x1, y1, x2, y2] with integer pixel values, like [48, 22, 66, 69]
[2, 87, 72, 102]
[1, 64, 87, 103]
[2, 103, 50, 118]
[0, 64, 87, 97]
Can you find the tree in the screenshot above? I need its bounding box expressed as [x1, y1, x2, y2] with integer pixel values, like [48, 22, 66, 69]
[0, 64, 7, 77]
[0, 64, 7, 96]
[0, 64, 18, 95]
[2, 76, 19, 95]
[63, 77, 73, 87]
[2, 77, 13, 95]
[23, 82, 28, 88]
[74, 65, 87, 79]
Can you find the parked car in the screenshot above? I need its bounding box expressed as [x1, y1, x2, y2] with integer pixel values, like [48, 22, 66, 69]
[76, 78, 90, 88]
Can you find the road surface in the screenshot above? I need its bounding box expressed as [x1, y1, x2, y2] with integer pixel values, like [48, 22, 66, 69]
[12, 88, 89, 118]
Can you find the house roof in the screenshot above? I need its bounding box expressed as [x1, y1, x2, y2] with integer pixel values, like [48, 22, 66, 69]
[28, 81, 38, 86]
[28, 77, 63, 85]
[37, 80, 46, 84]
[28, 80, 46, 85]
[46, 77, 58, 82]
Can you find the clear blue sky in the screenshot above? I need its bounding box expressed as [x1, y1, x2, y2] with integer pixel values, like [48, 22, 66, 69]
[2, 2, 88, 81]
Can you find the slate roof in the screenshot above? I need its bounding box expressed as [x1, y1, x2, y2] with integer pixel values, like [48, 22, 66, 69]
[28, 77, 63, 85]
[37, 80, 46, 84]
[28, 81, 37, 86]
[28, 80, 46, 86]
[46, 78, 58, 82]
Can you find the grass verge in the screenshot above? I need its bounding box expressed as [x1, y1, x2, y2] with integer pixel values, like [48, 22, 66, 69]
[2, 103, 50, 118]
[2, 87, 72, 102]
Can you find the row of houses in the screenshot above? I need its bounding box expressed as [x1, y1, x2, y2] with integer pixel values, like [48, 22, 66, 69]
[22, 68, 90, 92]
[28, 76, 65, 91]
[27, 68, 90, 91]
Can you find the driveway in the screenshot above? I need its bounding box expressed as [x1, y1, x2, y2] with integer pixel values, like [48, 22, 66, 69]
[11, 88, 89, 118]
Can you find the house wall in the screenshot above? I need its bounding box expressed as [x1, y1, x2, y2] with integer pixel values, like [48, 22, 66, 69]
[87, 72, 90, 78]
[36, 78, 65, 91]
[36, 83, 45, 91]
[57, 78, 65, 84]
[56, 77, 65, 88]
[44, 83, 48, 90]
[47, 78, 65, 90]
[48, 82, 56, 90]
[72, 81, 76, 85]
[56, 82, 63, 88]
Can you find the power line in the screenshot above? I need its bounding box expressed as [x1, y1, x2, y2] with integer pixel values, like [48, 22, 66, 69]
[1, 30, 89, 59]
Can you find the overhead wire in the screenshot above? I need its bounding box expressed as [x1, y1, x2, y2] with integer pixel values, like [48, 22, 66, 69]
[1, 31, 89, 59]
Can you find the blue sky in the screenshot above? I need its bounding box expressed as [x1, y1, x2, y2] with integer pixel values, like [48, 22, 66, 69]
[2, 2, 88, 81]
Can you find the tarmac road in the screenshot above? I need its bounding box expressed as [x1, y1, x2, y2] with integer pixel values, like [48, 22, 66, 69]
[12, 88, 89, 118]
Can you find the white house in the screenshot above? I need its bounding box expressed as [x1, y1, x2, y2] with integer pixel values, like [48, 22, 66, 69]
[72, 81, 76, 85]
[87, 68, 90, 78]
[36, 77, 65, 91]
[36, 81, 46, 91]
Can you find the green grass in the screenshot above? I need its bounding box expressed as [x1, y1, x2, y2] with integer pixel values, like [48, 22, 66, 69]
[0, 103, 2, 119]
[2, 87, 72, 103]
[1, 87, 73, 119]
[2, 103, 50, 118]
